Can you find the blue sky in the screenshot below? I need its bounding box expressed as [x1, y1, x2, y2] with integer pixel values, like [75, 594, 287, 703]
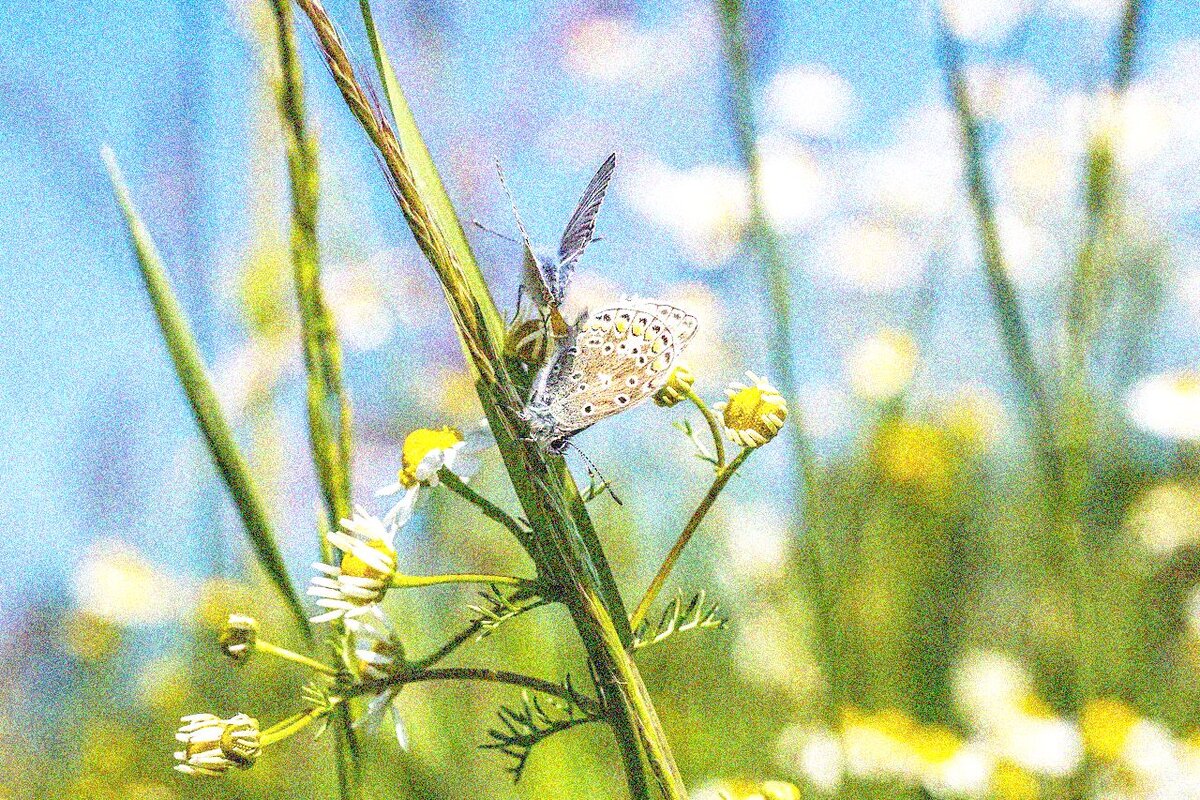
[2, 0, 1197, 614]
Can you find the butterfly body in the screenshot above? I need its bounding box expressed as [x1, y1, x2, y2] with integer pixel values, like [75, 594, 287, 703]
[523, 299, 698, 453]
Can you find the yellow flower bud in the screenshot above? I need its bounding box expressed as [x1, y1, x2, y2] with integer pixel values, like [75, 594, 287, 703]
[653, 362, 696, 408]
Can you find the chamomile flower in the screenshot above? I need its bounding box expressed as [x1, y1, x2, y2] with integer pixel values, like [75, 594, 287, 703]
[715, 372, 788, 448]
[173, 713, 261, 777]
[1126, 370, 1200, 442]
[308, 510, 398, 624]
[376, 423, 494, 527]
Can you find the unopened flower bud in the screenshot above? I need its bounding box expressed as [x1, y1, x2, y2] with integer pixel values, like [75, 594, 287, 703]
[218, 614, 258, 663]
[174, 713, 261, 777]
[653, 362, 696, 408]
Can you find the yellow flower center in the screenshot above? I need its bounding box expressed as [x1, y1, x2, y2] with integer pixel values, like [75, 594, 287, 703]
[1081, 698, 1139, 761]
[339, 539, 396, 587]
[399, 427, 463, 488]
[653, 363, 696, 408]
[724, 386, 787, 436]
[912, 724, 963, 766]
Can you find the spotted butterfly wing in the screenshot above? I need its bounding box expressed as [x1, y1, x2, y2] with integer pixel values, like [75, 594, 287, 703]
[530, 299, 697, 448]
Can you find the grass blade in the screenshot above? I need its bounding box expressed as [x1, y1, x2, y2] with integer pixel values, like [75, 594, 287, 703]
[268, 0, 353, 529]
[358, 0, 502, 346]
[101, 146, 310, 639]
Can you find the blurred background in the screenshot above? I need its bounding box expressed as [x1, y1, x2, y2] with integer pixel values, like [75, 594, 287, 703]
[4, 0, 1200, 797]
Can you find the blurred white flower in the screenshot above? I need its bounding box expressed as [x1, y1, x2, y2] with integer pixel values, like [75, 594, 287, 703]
[724, 502, 790, 579]
[966, 63, 1051, 125]
[324, 261, 396, 351]
[73, 539, 187, 627]
[623, 158, 749, 265]
[775, 725, 844, 794]
[953, 650, 1031, 727]
[1123, 481, 1200, 556]
[940, 0, 1034, 44]
[1127, 370, 1200, 441]
[765, 65, 854, 137]
[759, 137, 826, 232]
[562, 13, 713, 88]
[846, 329, 919, 403]
[994, 714, 1084, 777]
[821, 218, 923, 294]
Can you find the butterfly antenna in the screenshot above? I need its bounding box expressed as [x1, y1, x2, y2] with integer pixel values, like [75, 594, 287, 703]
[564, 441, 623, 506]
[471, 219, 521, 245]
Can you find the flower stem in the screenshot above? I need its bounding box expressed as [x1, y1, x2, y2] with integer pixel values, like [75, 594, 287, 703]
[438, 467, 532, 545]
[257, 640, 340, 676]
[392, 572, 532, 589]
[686, 387, 726, 470]
[379, 667, 601, 716]
[261, 704, 337, 746]
[630, 448, 752, 631]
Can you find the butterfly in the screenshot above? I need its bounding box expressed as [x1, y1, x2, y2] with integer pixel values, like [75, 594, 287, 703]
[496, 153, 617, 317]
[523, 298, 698, 454]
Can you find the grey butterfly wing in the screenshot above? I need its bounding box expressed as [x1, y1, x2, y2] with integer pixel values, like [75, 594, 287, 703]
[547, 153, 617, 303]
[540, 300, 697, 437]
[494, 159, 549, 306]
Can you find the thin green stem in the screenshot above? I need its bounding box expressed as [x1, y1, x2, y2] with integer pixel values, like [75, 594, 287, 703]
[261, 704, 337, 746]
[364, 667, 602, 716]
[257, 640, 339, 676]
[631, 448, 751, 632]
[392, 572, 532, 589]
[437, 467, 532, 545]
[685, 387, 726, 470]
[268, 0, 353, 528]
[936, 22, 1062, 486]
[713, 0, 844, 739]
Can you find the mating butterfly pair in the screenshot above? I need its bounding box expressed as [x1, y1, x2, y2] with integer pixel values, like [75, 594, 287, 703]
[494, 154, 698, 453]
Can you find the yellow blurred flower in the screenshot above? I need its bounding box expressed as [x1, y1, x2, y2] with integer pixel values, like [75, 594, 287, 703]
[940, 385, 1007, 455]
[1126, 370, 1200, 441]
[992, 761, 1041, 800]
[840, 706, 918, 780]
[871, 420, 955, 500]
[72, 539, 186, 627]
[847, 329, 918, 402]
[1081, 698, 1140, 761]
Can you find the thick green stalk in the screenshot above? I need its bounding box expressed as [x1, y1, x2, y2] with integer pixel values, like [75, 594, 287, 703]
[102, 148, 310, 639]
[713, 0, 842, 732]
[935, 18, 1102, 717]
[293, 2, 686, 793]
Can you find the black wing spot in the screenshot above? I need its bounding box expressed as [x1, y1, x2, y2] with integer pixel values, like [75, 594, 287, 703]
[583, 404, 594, 414]
[626, 376, 637, 386]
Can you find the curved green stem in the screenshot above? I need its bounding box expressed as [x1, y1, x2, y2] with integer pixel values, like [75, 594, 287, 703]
[438, 467, 532, 545]
[261, 704, 337, 746]
[631, 448, 752, 631]
[256, 640, 339, 676]
[391, 572, 532, 589]
[686, 387, 726, 470]
[378, 667, 601, 715]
